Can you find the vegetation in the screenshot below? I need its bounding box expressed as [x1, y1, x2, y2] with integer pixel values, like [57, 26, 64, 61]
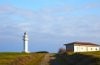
[54, 51, 100, 65]
[36, 51, 49, 53]
[0, 51, 100, 65]
[58, 48, 66, 54]
[0, 52, 46, 65]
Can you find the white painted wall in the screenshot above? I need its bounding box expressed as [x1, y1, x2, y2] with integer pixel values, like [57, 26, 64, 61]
[23, 32, 29, 53]
[74, 45, 100, 52]
[24, 41, 28, 52]
[74, 46, 87, 52]
[87, 47, 100, 51]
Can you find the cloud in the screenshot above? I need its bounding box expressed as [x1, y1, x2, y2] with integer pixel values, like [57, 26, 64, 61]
[16, 23, 32, 32]
[84, 3, 100, 9]
[0, 2, 100, 52]
[0, 4, 100, 39]
[0, 4, 37, 20]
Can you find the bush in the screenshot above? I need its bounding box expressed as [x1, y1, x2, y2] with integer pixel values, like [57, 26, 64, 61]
[36, 51, 49, 53]
[58, 48, 66, 54]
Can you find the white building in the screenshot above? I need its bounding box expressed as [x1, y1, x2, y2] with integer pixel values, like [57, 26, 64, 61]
[64, 41, 100, 52]
[23, 32, 29, 53]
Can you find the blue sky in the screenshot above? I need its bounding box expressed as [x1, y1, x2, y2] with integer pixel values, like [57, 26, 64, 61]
[0, 0, 100, 52]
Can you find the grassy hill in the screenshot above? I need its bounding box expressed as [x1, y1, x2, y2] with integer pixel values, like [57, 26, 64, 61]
[0, 52, 46, 65]
[54, 51, 100, 65]
[0, 52, 100, 65]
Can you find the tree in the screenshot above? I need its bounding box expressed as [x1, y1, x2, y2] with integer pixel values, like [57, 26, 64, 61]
[58, 48, 66, 54]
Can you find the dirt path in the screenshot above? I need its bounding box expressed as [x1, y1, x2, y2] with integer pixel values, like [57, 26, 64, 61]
[49, 54, 60, 65]
[40, 53, 60, 65]
[40, 53, 50, 65]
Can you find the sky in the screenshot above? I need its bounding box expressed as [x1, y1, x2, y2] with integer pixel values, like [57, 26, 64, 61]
[0, 0, 100, 52]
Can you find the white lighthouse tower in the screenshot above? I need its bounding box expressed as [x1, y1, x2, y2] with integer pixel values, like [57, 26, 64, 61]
[23, 32, 29, 53]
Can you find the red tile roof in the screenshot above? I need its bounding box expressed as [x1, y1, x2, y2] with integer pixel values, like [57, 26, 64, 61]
[64, 41, 100, 46]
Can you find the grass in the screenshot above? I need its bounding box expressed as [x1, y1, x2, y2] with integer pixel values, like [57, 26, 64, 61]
[0, 52, 46, 65]
[80, 51, 100, 57]
[26, 53, 46, 65]
[56, 51, 100, 65]
[0, 52, 26, 65]
[1, 51, 100, 65]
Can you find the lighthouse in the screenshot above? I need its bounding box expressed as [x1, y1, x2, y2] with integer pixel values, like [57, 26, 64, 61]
[23, 32, 29, 53]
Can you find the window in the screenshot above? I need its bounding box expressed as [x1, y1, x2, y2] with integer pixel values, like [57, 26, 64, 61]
[81, 48, 83, 50]
[95, 48, 98, 50]
[91, 48, 92, 50]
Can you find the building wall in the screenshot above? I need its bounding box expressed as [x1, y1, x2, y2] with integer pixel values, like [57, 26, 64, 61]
[65, 44, 74, 52]
[87, 46, 100, 51]
[74, 45, 100, 52]
[74, 46, 87, 52]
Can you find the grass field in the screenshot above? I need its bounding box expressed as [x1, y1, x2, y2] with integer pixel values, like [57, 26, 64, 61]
[0, 52, 100, 65]
[0, 52, 46, 65]
[56, 51, 100, 65]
